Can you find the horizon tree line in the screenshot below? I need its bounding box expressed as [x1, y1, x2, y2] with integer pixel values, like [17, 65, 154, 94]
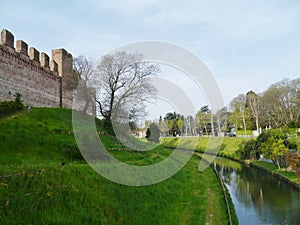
[143, 77, 300, 137]
[72, 52, 299, 137]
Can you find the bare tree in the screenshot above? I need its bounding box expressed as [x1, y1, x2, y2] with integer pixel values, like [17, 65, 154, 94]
[73, 55, 95, 115]
[215, 107, 227, 135]
[95, 51, 160, 121]
[229, 94, 248, 134]
[246, 91, 261, 132]
[259, 78, 300, 128]
[290, 78, 300, 121]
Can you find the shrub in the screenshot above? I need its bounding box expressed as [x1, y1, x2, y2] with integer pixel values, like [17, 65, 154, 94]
[286, 153, 300, 170]
[146, 123, 160, 143]
[239, 139, 261, 160]
[14, 93, 23, 110]
[286, 138, 298, 150]
[257, 129, 287, 144]
[286, 120, 300, 128]
[0, 93, 24, 117]
[264, 138, 289, 169]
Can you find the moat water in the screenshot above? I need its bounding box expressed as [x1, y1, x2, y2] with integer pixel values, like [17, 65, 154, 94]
[214, 157, 300, 225]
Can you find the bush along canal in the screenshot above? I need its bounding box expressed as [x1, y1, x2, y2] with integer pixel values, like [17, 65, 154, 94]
[214, 157, 300, 225]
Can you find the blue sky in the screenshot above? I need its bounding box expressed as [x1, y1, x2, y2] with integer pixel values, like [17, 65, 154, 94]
[1, 0, 300, 118]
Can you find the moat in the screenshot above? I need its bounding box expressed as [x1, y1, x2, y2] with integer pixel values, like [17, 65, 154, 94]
[214, 157, 300, 225]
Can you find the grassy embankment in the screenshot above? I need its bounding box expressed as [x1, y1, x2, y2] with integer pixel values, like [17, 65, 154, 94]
[161, 136, 299, 186]
[0, 108, 235, 225]
[161, 136, 251, 159]
[251, 161, 299, 184]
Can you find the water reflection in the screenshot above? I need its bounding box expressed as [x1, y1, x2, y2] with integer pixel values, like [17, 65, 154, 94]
[214, 157, 300, 225]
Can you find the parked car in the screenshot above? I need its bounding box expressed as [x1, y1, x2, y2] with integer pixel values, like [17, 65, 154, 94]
[228, 131, 236, 137]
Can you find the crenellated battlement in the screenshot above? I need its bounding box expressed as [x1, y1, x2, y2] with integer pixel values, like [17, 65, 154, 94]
[0, 28, 78, 108]
[0, 29, 68, 77]
[16, 40, 28, 55]
[1, 29, 14, 49]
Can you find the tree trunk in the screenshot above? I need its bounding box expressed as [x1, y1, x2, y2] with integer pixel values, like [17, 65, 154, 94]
[276, 159, 281, 170]
[255, 117, 259, 134]
[242, 110, 247, 135]
[211, 116, 215, 137]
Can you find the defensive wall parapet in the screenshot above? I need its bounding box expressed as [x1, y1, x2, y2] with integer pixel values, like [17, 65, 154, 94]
[0, 29, 78, 108]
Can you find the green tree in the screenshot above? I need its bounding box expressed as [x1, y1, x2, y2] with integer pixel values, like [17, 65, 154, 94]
[240, 139, 261, 160]
[228, 93, 255, 132]
[164, 112, 181, 136]
[262, 137, 289, 169]
[177, 118, 183, 134]
[229, 94, 246, 132]
[158, 119, 169, 137]
[167, 119, 175, 136]
[197, 105, 211, 135]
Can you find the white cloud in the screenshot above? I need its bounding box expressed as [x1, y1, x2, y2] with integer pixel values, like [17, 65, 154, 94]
[140, 0, 300, 42]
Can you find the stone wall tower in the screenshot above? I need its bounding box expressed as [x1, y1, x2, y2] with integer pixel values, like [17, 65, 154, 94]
[0, 28, 80, 109]
[52, 49, 79, 108]
[0, 29, 61, 107]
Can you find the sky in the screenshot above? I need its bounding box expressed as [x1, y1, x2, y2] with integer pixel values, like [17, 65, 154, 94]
[1, 0, 300, 119]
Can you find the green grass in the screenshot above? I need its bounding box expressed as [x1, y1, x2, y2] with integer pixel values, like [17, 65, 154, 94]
[161, 136, 299, 187]
[109, 146, 172, 166]
[161, 136, 252, 159]
[0, 109, 69, 174]
[236, 130, 252, 135]
[0, 154, 230, 225]
[0, 108, 233, 225]
[252, 161, 299, 183]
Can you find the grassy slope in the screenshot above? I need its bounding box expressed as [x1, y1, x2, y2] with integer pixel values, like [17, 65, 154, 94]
[161, 136, 252, 159]
[0, 108, 231, 225]
[161, 136, 299, 187]
[252, 161, 299, 184]
[0, 108, 72, 173]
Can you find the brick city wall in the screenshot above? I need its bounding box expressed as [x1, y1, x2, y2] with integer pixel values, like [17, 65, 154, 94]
[0, 29, 77, 108]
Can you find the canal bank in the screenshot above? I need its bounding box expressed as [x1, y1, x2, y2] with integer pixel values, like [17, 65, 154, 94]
[216, 152, 300, 192]
[214, 156, 300, 225]
[194, 153, 237, 225]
